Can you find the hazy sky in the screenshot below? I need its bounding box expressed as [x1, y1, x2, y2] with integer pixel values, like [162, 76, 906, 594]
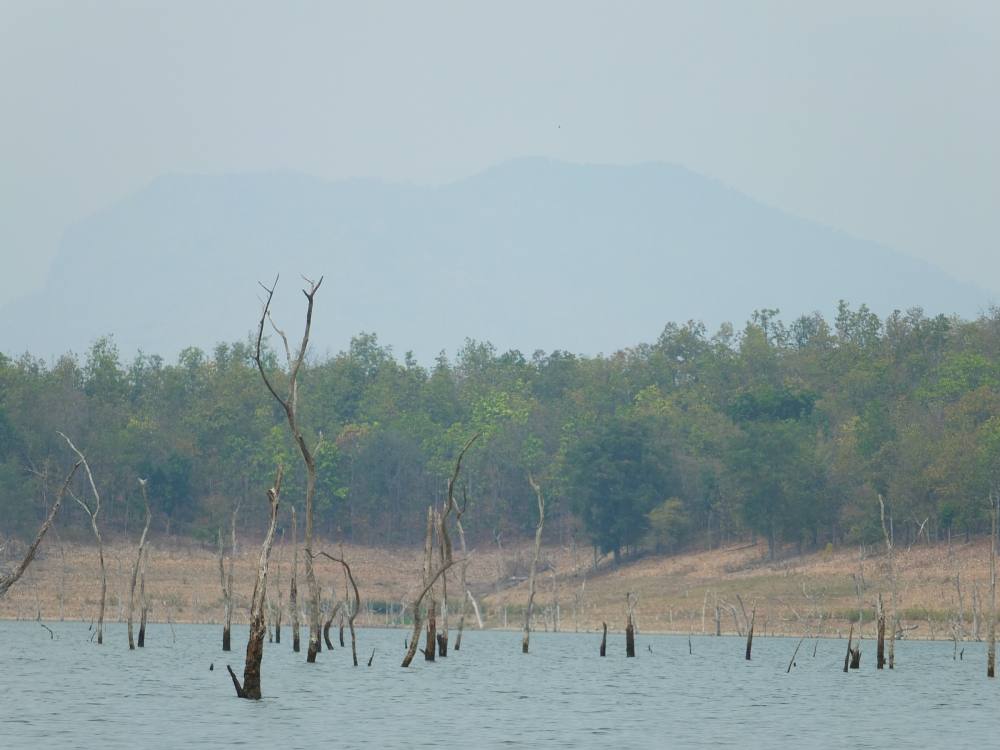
[2, 1, 998, 307]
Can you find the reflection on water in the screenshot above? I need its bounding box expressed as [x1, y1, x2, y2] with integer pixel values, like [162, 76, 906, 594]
[1, 621, 997, 749]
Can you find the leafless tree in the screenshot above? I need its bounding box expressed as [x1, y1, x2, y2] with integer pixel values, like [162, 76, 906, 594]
[290, 505, 300, 652]
[59, 433, 107, 644]
[316, 551, 362, 666]
[989, 490, 997, 678]
[128, 478, 152, 650]
[218, 499, 241, 651]
[439, 433, 478, 656]
[137, 546, 149, 647]
[227, 467, 282, 699]
[522, 473, 545, 654]
[878, 494, 899, 668]
[253, 275, 324, 662]
[0, 461, 80, 598]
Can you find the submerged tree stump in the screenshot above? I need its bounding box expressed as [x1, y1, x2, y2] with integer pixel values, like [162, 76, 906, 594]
[600, 622, 607, 657]
[625, 593, 637, 658]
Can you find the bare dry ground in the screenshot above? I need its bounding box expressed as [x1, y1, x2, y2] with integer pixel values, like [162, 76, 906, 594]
[1, 534, 992, 641]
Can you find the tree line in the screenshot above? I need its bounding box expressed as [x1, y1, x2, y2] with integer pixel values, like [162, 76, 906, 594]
[3, 301, 1000, 561]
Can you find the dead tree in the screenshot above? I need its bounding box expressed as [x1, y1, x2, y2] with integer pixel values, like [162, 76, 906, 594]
[600, 622, 607, 656]
[438, 433, 478, 656]
[876, 592, 886, 670]
[273, 529, 284, 643]
[522, 473, 546, 654]
[137, 546, 149, 647]
[253, 275, 324, 663]
[217, 499, 241, 651]
[878, 494, 898, 668]
[0, 461, 81, 598]
[625, 592, 637, 657]
[843, 623, 854, 673]
[424, 507, 437, 662]
[227, 467, 282, 700]
[290, 505, 300, 652]
[401, 556, 457, 668]
[128, 478, 152, 650]
[744, 602, 756, 660]
[60, 433, 107, 645]
[316, 551, 362, 666]
[989, 490, 997, 678]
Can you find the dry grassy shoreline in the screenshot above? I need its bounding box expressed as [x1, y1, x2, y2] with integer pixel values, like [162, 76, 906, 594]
[1, 535, 992, 641]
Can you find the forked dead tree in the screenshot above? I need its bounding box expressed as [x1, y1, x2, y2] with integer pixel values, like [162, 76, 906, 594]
[227, 467, 282, 700]
[253, 275, 324, 662]
[439, 433, 478, 656]
[60, 433, 107, 645]
[128, 478, 152, 650]
[523, 473, 546, 654]
[316, 551, 362, 666]
[0, 461, 80, 598]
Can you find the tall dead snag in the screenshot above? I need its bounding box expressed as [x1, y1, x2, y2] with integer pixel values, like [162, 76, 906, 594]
[0, 461, 80, 598]
[744, 602, 756, 660]
[439, 433, 479, 656]
[217, 500, 241, 651]
[59, 433, 107, 645]
[128, 478, 152, 650]
[600, 622, 607, 657]
[625, 593, 637, 657]
[876, 592, 886, 670]
[290, 505, 300, 652]
[253, 275, 324, 663]
[227, 467, 282, 700]
[137, 546, 149, 647]
[988, 490, 997, 678]
[878, 494, 898, 669]
[453, 486, 473, 652]
[401, 552, 457, 667]
[317, 552, 362, 666]
[424, 507, 437, 662]
[522, 473, 546, 654]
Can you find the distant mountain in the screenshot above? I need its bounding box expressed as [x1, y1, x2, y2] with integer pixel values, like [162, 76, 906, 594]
[1, 158, 993, 362]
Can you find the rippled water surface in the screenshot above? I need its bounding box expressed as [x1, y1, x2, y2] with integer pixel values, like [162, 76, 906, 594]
[2, 621, 998, 749]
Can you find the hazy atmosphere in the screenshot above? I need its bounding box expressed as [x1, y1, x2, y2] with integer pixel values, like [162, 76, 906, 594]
[4, 2, 1000, 746]
[2, 2, 999, 358]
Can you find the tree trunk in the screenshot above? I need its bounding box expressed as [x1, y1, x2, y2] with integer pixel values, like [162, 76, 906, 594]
[878, 494, 898, 669]
[876, 592, 886, 670]
[290, 505, 300, 652]
[600, 621, 607, 657]
[252, 276, 324, 664]
[523, 474, 546, 654]
[989, 490, 997, 678]
[138, 546, 148, 647]
[227, 468, 282, 700]
[128, 479, 152, 650]
[60, 434, 106, 645]
[744, 603, 756, 660]
[0, 461, 80, 598]
[843, 623, 853, 673]
[219, 529, 231, 651]
[625, 593, 637, 657]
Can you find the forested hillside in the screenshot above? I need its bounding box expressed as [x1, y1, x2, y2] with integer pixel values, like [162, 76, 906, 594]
[3, 301, 1000, 559]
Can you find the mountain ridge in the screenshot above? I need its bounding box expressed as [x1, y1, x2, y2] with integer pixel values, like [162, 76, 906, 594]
[2, 158, 992, 362]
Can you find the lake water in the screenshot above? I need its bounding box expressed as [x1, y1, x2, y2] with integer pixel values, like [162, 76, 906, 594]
[1, 621, 997, 749]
